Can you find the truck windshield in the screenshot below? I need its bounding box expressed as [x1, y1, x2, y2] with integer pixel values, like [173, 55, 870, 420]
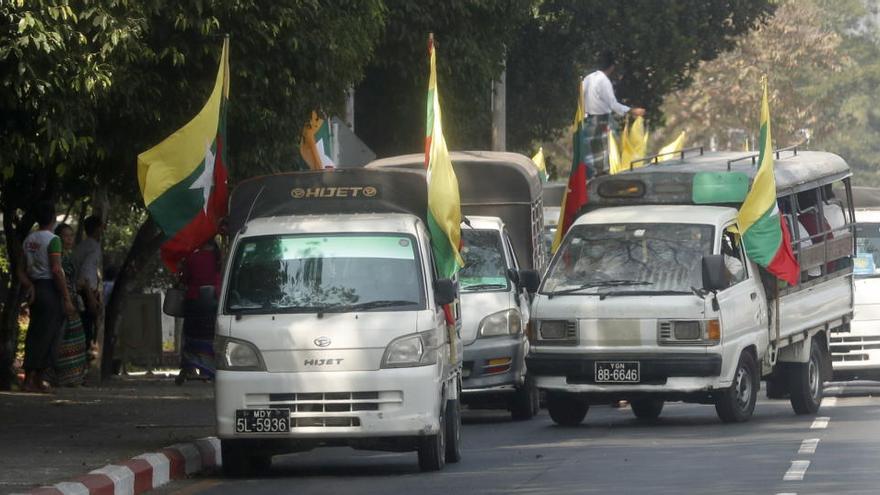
[225, 233, 425, 313]
[855, 223, 880, 278]
[543, 223, 714, 295]
[460, 229, 510, 292]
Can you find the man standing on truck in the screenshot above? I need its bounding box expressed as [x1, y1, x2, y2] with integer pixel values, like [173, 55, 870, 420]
[581, 51, 645, 177]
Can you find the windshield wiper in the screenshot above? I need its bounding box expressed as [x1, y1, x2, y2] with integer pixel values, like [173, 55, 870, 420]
[546, 280, 652, 298]
[598, 290, 690, 300]
[319, 299, 419, 314]
[462, 283, 508, 291]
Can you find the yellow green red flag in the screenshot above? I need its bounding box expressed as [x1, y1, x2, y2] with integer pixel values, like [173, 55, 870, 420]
[657, 131, 686, 162]
[425, 35, 464, 278]
[137, 38, 230, 271]
[736, 78, 799, 285]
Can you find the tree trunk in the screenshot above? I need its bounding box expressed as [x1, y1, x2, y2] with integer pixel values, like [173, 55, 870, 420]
[101, 217, 163, 378]
[0, 208, 24, 390]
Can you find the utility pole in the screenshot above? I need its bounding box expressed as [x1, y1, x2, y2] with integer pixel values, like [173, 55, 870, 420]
[491, 63, 506, 151]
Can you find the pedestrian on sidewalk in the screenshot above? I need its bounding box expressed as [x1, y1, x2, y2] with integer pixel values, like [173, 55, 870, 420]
[176, 240, 221, 384]
[580, 50, 646, 178]
[19, 201, 76, 393]
[73, 216, 104, 352]
[54, 222, 87, 386]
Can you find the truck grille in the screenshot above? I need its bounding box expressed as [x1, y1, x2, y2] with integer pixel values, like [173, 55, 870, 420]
[245, 391, 403, 428]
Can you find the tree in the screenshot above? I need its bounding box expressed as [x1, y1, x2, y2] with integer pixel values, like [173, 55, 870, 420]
[354, 0, 534, 157]
[354, 0, 774, 159]
[0, 0, 146, 389]
[0, 0, 388, 387]
[655, 1, 847, 151]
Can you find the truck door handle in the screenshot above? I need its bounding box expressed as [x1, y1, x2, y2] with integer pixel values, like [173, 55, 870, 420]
[750, 292, 757, 301]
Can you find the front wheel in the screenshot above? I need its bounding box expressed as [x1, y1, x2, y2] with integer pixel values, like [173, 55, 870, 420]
[789, 341, 824, 415]
[715, 351, 758, 423]
[445, 399, 462, 463]
[418, 402, 447, 471]
[547, 393, 588, 426]
[510, 375, 540, 421]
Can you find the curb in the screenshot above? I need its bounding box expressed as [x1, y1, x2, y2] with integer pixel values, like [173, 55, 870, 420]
[20, 437, 221, 495]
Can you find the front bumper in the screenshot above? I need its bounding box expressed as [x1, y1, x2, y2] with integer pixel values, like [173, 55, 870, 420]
[215, 366, 442, 439]
[526, 352, 723, 393]
[461, 336, 525, 393]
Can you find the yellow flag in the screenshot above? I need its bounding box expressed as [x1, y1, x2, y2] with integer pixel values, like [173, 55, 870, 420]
[531, 147, 548, 182]
[620, 116, 648, 171]
[656, 131, 686, 162]
[608, 132, 622, 175]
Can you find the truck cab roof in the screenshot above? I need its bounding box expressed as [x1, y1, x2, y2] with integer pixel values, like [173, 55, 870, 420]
[574, 205, 737, 228]
[237, 212, 423, 239]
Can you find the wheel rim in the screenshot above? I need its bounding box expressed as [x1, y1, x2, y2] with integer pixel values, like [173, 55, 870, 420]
[734, 365, 752, 411]
[808, 354, 820, 400]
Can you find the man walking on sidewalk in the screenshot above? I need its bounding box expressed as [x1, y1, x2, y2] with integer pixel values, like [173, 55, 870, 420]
[20, 201, 76, 392]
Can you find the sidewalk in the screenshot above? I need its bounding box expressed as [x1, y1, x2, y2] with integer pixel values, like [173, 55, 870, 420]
[0, 374, 215, 495]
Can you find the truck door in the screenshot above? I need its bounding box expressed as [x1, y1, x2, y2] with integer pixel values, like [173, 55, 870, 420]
[715, 226, 768, 359]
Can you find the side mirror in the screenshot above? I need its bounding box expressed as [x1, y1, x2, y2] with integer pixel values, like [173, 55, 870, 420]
[702, 255, 729, 292]
[519, 269, 541, 294]
[506, 268, 520, 285]
[434, 279, 456, 306]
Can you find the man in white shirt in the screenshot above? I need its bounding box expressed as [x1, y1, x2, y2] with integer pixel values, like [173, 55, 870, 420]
[581, 51, 645, 177]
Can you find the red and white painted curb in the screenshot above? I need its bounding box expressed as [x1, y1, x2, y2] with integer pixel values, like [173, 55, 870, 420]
[20, 437, 221, 495]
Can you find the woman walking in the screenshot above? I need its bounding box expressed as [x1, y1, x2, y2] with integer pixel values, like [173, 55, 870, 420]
[54, 223, 87, 386]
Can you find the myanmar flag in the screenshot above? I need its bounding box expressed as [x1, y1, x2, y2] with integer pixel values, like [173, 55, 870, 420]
[737, 79, 799, 285]
[137, 39, 230, 272]
[551, 86, 588, 254]
[425, 35, 464, 278]
[532, 147, 548, 183]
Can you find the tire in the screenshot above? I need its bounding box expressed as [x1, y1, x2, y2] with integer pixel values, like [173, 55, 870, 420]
[789, 341, 824, 415]
[715, 351, 758, 423]
[630, 398, 664, 420]
[418, 402, 446, 471]
[445, 399, 462, 463]
[510, 375, 540, 421]
[546, 393, 588, 426]
[221, 440, 271, 477]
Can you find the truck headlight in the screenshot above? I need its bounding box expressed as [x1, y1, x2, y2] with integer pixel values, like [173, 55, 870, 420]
[478, 309, 522, 338]
[381, 331, 440, 368]
[658, 319, 721, 346]
[215, 336, 266, 371]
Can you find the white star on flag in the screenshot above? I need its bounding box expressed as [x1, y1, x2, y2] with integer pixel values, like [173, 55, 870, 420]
[189, 141, 215, 213]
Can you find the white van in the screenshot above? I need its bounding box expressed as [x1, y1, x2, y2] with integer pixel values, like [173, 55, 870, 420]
[528, 150, 854, 425]
[215, 169, 462, 474]
[368, 152, 545, 419]
[832, 189, 880, 379]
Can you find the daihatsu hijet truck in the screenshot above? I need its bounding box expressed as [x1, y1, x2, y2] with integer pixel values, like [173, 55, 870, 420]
[215, 169, 462, 474]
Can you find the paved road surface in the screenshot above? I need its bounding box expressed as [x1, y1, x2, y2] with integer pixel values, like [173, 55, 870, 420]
[156, 382, 880, 495]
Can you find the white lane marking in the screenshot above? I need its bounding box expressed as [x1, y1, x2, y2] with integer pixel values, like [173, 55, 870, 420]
[810, 417, 830, 429]
[775, 493, 797, 495]
[784, 460, 811, 481]
[798, 438, 820, 454]
[824, 396, 837, 407]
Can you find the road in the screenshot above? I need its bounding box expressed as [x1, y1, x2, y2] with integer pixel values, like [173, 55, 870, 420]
[157, 382, 880, 495]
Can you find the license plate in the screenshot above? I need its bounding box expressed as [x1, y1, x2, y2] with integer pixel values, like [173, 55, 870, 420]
[235, 409, 290, 433]
[595, 361, 640, 383]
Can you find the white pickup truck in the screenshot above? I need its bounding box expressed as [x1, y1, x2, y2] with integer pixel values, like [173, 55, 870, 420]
[528, 150, 854, 425]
